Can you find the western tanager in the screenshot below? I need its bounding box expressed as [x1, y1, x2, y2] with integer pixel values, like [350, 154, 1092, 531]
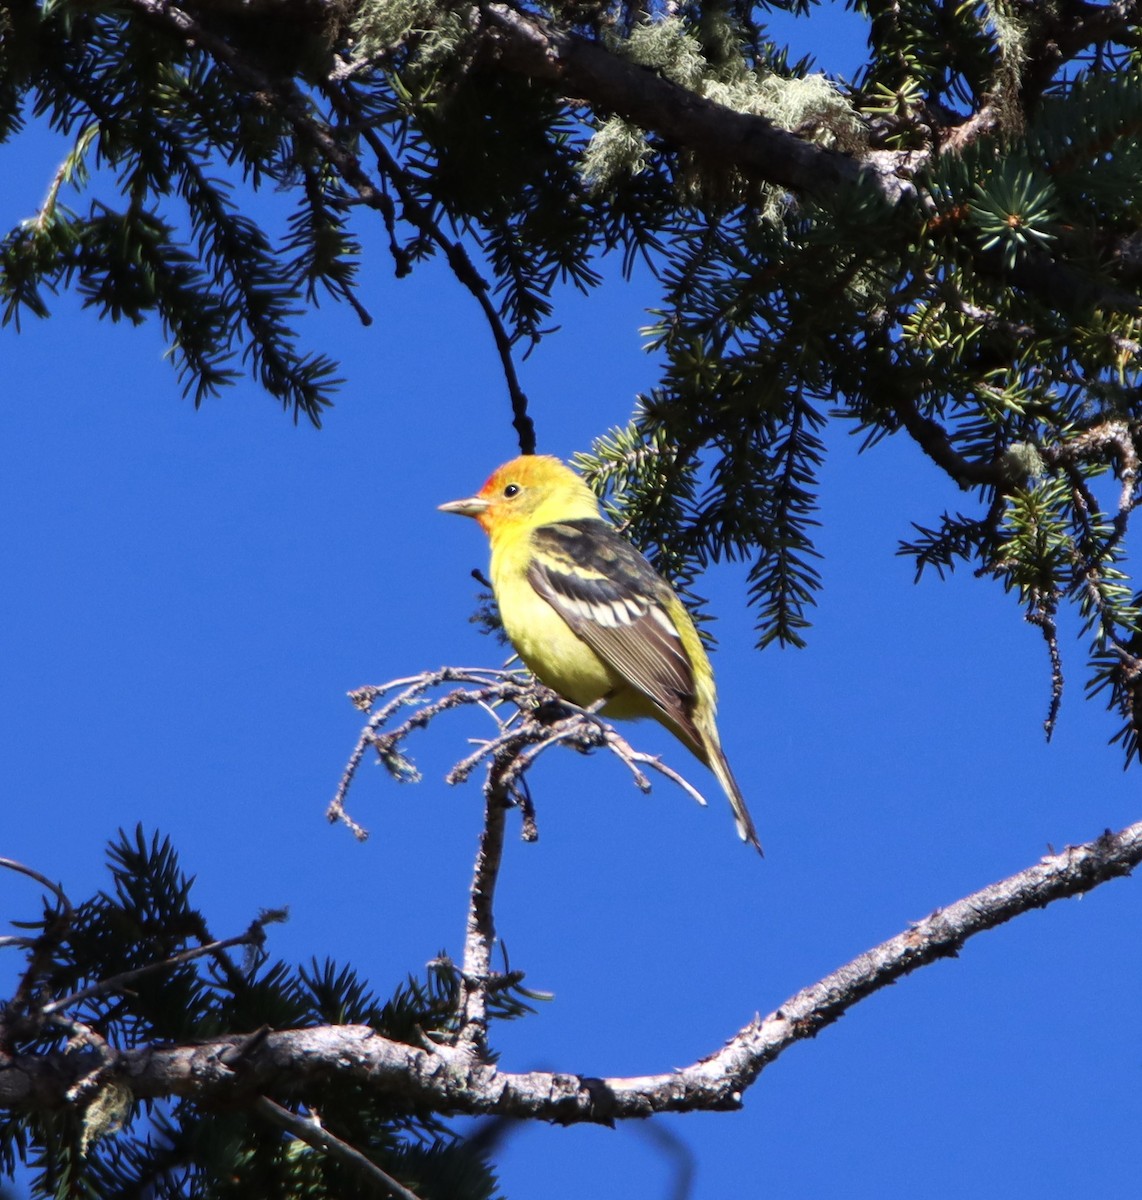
[440, 454, 762, 853]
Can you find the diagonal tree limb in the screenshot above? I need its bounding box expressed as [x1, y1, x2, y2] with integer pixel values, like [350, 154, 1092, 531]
[4, 819, 1139, 1120]
[476, 2, 918, 207]
[473, 2, 1142, 317]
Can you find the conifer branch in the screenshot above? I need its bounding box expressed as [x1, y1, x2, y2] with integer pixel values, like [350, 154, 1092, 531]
[1041, 419, 1142, 540]
[1021, 0, 1142, 98]
[326, 83, 538, 455]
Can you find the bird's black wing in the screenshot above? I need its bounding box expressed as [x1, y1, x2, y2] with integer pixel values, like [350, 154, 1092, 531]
[526, 518, 700, 744]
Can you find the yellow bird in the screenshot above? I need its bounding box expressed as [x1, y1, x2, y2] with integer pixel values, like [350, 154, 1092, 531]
[440, 454, 762, 853]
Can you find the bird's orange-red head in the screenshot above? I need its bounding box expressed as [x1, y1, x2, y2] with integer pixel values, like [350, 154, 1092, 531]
[439, 455, 601, 537]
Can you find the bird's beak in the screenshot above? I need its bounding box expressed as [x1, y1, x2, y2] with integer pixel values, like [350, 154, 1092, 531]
[438, 495, 490, 518]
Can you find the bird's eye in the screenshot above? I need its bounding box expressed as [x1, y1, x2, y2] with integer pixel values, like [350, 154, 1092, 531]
[503, 483, 521, 499]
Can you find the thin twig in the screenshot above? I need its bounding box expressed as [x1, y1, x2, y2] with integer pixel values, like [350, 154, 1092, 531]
[330, 669, 531, 836]
[604, 732, 710, 809]
[1025, 600, 1064, 740]
[0, 858, 73, 923]
[1, 858, 75, 1014]
[42, 922, 273, 1017]
[493, 714, 606, 792]
[254, 1095, 425, 1200]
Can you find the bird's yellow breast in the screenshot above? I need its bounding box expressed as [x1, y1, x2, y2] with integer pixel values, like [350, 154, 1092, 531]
[489, 529, 611, 703]
[488, 521, 663, 722]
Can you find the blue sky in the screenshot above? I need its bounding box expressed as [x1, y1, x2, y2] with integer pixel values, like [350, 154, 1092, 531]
[3, 8, 1141, 1199]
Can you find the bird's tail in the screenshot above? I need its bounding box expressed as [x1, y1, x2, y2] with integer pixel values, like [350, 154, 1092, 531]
[707, 742, 763, 855]
[669, 704, 763, 855]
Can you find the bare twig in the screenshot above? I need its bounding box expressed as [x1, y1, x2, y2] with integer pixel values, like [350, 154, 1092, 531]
[1025, 599, 1064, 740]
[329, 668, 526, 833]
[604, 731, 710, 809]
[331, 668, 707, 841]
[254, 1095, 425, 1200]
